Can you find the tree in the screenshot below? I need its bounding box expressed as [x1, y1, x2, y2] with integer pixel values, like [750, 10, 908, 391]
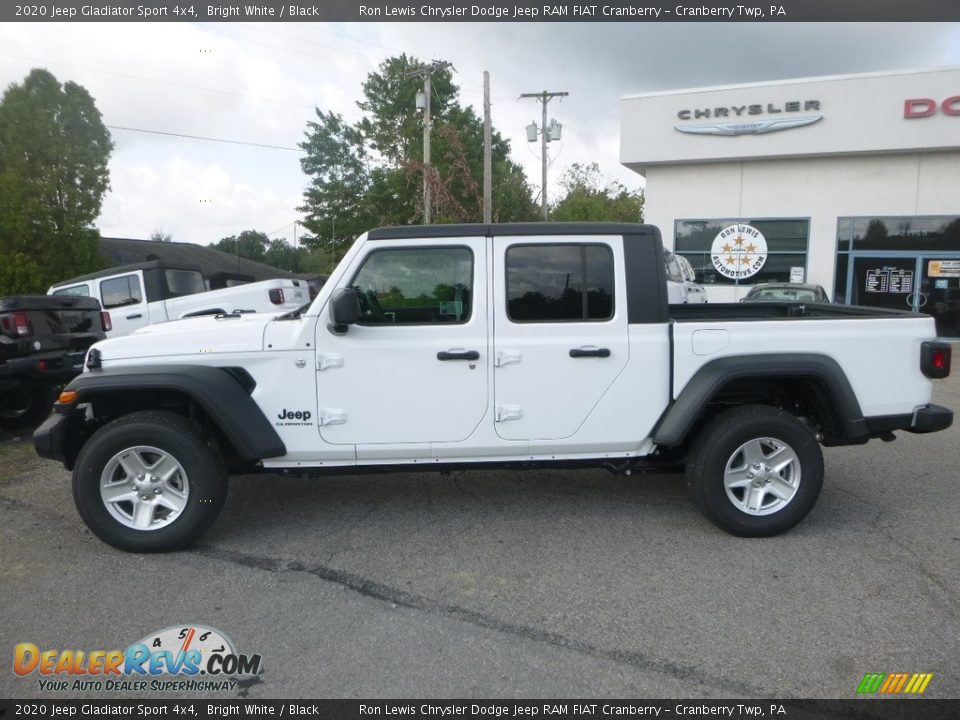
[0, 68, 113, 294]
[298, 55, 537, 261]
[210, 230, 306, 273]
[149, 228, 172, 242]
[211, 229, 270, 263]
[549, 163, 644, 223]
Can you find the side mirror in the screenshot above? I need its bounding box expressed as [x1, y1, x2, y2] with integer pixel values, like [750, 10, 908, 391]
[328, 288, 361, 333]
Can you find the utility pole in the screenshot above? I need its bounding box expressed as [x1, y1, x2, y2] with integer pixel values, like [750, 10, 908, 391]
[423, 72, 432, 224]
[483, 71, 492, 224]
[520, 90, 568, 221]
[411, 60, 453, 225]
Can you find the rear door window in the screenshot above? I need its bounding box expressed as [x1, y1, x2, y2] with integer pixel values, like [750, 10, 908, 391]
[100, 274, 143, 309]
[506, 243, 614, 322]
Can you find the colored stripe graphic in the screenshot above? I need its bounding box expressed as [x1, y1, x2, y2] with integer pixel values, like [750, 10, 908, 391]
[856, 673, 885, 693]
[857, 672, 933, 694]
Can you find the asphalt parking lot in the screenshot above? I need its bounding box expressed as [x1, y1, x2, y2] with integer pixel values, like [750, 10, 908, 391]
[2, 374, 958, 701]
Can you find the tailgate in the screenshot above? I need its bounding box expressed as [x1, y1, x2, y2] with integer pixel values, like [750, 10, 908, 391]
[1, 295, 105, 357]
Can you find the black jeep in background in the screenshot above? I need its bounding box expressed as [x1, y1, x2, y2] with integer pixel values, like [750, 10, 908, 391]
[0, 295, 107, 431]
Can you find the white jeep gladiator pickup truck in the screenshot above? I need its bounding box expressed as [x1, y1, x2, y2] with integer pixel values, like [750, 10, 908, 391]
[48, 260, 309, 337]
[34, 223, 953, 552]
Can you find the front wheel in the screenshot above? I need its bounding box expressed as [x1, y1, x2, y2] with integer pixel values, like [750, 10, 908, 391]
[73, 410, 227, 552]
[686, 405, 824, 537]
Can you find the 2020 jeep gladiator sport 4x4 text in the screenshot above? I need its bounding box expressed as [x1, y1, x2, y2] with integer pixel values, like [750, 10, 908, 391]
[34, 224, 953, 552]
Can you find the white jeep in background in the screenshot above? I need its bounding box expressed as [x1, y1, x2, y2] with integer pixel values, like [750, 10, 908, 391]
[48, 261, 308, 337]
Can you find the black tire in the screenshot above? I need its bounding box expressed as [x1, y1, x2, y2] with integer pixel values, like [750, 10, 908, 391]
[0, 383, 59, 432]
[686, 404, 824, 537]
[72, 410, 227, 552]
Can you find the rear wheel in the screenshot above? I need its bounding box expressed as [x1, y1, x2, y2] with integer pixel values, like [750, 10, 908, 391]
[72, 410, 227, 552]
[686, 405, 823, 537]
[0, 383, 59, 431]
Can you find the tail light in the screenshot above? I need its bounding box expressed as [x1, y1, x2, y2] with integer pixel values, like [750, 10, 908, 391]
[100, 311, 113, 332]
[13, 311, 30, 336]
[921, 341, 951, 379]
[268, 288, 285, 305]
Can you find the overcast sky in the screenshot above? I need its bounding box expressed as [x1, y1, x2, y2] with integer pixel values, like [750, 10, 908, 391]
[1, 21, 958, 246]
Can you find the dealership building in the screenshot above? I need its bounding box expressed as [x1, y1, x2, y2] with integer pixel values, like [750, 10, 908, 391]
[620, 66, 960, 337]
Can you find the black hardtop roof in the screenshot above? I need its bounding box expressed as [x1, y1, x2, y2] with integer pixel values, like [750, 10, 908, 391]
[366, 222, 659, 240]
[51, 260, 205, 288]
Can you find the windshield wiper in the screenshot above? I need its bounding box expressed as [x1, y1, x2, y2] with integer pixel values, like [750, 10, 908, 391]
[277, 302, 313, 320]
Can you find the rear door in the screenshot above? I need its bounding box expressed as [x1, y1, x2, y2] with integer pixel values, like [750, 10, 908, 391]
[492, 236, 629, 441]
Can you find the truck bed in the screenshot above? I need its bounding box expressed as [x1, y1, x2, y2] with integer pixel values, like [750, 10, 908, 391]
[669, 302, 918, 322]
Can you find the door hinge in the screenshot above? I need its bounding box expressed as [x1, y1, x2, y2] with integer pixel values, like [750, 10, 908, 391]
[495, 350, 522, 367]
[318, 409, 347, 426]
[317, 353, 344, 371]
[495, 405, 523, 422]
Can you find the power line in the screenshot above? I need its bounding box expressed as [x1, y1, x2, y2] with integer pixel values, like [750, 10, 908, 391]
[205, 27, 377, 72]
[106, 125, 303, 152]
[0, 52, 319, 111]
[265, 220, 298, 236]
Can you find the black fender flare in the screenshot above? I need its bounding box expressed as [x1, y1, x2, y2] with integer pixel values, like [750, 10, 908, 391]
[652, 354, 867, 447]
[59, 365, 286, 463]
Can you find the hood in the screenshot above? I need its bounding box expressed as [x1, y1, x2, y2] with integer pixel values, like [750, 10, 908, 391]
[93, 314, 276, 362]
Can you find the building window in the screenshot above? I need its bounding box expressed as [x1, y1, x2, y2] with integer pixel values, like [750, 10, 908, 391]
[674, 218, 809, 286]
[350, 246, 473, 325]
[845, 216, 960, 252]
[506, 244, 614, 322]
[834, 216, 960, 305]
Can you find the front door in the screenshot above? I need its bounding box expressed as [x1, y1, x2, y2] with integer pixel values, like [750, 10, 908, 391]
[492, 238, 629, 442]
[315, 238, 489, 452]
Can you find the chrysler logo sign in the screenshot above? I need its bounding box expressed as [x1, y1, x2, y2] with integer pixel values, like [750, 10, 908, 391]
[676, 99, 823, 136]
[676, 116, 822, 136]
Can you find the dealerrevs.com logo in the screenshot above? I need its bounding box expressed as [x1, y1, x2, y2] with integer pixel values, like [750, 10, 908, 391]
[13, 625, 262, 692]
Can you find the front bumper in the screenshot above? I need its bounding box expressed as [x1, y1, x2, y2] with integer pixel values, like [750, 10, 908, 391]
[865, 404, 954, 437]
[0, 350, 86, 387]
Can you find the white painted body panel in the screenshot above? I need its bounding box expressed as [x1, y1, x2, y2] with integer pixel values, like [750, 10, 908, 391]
[161, 279, 307, 320]
[492, 235, 631, 441]
[671, 316, 936, 416]
[93, 313, 273, 363]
